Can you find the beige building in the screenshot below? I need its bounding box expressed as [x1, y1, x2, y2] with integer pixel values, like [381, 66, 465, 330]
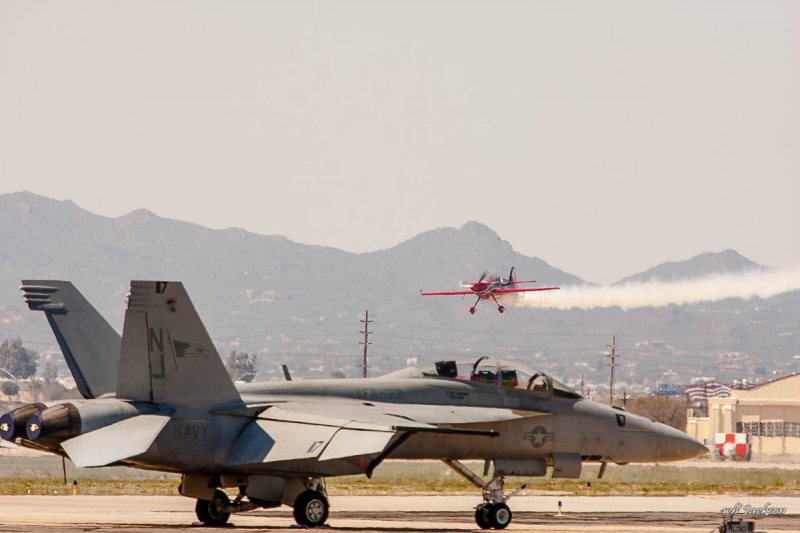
[686, 374, 800, 455]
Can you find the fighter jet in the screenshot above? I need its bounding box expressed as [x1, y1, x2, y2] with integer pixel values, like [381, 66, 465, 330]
[3, 281, 707, 530]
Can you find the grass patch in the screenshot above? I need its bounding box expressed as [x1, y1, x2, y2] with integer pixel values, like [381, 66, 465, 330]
[326, 462, 800, 496]
[2, 457, 799, 497]
[0, 478, 180, 496]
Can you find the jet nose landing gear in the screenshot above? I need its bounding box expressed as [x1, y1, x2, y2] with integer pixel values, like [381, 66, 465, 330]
[444, 459, 525, 530]
[476, 502, 512, 529]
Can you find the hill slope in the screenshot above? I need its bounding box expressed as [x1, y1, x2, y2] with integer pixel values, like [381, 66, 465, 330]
[1, 191, 797, 391]
[614, 250, 765, 285]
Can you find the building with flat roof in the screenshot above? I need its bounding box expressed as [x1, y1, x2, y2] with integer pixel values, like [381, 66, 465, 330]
[686, 373, 800, 455]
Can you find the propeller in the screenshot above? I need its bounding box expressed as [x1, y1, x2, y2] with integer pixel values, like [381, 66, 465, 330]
[477, 271, 488, 283]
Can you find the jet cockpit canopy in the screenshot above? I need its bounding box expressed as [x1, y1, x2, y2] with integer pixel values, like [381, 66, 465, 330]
[418, 356, 581, 399]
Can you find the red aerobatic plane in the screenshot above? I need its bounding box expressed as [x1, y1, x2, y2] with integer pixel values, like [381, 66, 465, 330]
[421, 267, 559, 315]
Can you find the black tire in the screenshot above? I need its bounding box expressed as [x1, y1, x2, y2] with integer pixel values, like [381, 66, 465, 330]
[293, 489, 329, 527]
[475, 503, 491, 529]
[195, 490, 231, 527]
[487, 502, 512, 529]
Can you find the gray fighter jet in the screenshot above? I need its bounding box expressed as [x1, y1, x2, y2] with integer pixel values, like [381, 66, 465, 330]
[2, 281, 707, 530]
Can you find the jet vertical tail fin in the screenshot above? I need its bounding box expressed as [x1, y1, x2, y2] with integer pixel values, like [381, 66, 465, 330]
[116, 281, 242, 407]
[20, 281, 120, 399]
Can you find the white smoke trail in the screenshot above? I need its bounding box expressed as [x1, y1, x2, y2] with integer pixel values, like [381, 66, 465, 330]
[516, 268, 800, 310]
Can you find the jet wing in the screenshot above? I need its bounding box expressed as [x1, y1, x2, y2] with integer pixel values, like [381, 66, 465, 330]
[224, 407, 398, 467]
[228, 396, 552, 430]
[222, 401, 533, 472]
[420, 290, 474, 296]
[259, 400, 547, 426]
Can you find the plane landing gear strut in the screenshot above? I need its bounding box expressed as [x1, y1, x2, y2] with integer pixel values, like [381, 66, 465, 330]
[491, 295, 505, 313]
[444, 459, 525, 530]
[469, 296, 481, 314]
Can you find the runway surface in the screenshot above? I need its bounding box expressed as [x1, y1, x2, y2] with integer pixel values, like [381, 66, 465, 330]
[0, 495, 797, 532]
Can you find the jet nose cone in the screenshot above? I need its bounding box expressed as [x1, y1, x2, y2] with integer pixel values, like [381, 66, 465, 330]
[654, 423, 708, 461]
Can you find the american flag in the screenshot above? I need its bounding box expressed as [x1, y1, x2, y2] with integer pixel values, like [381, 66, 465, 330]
[682, 381, 732, 402]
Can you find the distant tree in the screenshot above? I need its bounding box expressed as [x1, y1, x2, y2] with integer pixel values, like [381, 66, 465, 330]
[1, 381, 19, 399]
[224, 351, 258, 382]
[0, 338, 38, 379]
[330, 371, 346, 379]
[42, 361, 59, 384]
[40, 380, 78, 401]
[28, 377, 43, 402]
[626, 394, 688, 431]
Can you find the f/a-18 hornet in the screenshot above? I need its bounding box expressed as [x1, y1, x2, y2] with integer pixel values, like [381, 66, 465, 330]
[2, 281, 706, 530]
[421, 267, 559, 314]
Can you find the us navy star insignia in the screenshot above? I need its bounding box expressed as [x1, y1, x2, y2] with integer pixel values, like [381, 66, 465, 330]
[523, 425, 555, 448]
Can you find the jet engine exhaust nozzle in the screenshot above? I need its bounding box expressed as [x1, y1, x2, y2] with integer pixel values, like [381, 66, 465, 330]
[0, 403, 48, 441]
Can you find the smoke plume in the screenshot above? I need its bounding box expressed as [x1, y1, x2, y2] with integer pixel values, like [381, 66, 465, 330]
[516, 268, 800, 310]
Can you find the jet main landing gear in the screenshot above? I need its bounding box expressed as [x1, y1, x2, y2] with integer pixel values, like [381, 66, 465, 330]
[292, 477, 330, 527]
[195, 490, 232, 527]
[189, 477, 329, 528]
[444, 459, 525, 530]
[293, 489, 329, 527]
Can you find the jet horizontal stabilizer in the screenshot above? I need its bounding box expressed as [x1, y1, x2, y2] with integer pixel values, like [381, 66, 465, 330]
[61, 414, 171, 468]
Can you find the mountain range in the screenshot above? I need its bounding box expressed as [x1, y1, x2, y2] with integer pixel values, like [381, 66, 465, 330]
[0, 191, 797, 392]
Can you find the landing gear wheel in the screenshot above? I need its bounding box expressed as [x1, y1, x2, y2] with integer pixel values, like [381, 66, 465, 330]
[487, 502, 512, 529]
[498, 306, 505, 313]
[293, 489, 329, 527]
[469, 307, 476, 314]
[475, 503, 491, 529]
[195, 490, 231, 527]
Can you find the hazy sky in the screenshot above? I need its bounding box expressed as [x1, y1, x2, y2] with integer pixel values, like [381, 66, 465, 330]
[1, 1, 798, 284]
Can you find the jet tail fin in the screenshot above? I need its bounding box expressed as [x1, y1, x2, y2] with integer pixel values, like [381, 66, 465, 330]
[20, 281, 120, 399]
[117, 281, 242, 407]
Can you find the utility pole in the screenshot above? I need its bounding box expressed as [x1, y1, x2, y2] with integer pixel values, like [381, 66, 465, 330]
[580, 374, 585, 397]
[359, 310, 373, 378]
[607, 335, 618, 406]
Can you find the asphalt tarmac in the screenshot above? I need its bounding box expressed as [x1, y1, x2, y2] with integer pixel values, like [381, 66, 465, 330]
[0, 495, 797, 532]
